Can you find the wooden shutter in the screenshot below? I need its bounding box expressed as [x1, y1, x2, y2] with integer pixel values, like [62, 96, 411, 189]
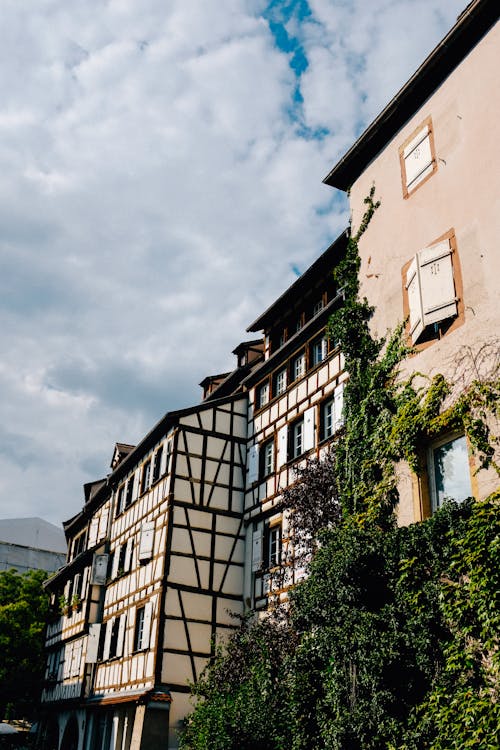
[127, 607, 136, 654]
[277, 425, 288, 468]
[73, 573, 81, 598]
[333, 384, 344, 432]
[251, 529, 263, 572]
[98, 507, 109, 539]
[88, 518, 99, 548]
[419, 240, 457, 326]
[248, 444, 259, 484]
[403, 125, 433, 189]
[111, 549, 120, 579]
[406, 256, 424, 342]
[124, 538, 133, 572]
[81, 565, 89, 599]
[116, 615, 127, 657]
[142, 602, 153, 649]
[303, 407, 316, 452]
[139, 521, 155, 561]
[86, 624, 101, 664]
[102, 618, 113, 660]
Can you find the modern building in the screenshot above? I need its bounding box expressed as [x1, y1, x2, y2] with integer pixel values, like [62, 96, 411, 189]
[0, 517, 66, 574]
[40, 1, 499, 748]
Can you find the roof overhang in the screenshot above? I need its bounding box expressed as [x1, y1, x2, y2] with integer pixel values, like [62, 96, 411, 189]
[323, 0, 499, 191]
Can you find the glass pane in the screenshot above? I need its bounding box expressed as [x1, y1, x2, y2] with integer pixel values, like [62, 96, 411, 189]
[433, 436, 471, 507]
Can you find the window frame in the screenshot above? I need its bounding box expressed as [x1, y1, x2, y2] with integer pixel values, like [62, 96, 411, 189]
[399, 116, 437, 199]
[428, 433, 472, 513]
[289, 418, 304, 461]
[140, 460, 151, 495]
[292, 351, 306, 382]
[274, 367, 287, 397]
[260, 438, 275, 479]
[402, 229, 464, 349]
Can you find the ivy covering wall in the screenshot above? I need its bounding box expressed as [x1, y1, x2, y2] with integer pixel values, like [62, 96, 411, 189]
[180, 192, 500, 750]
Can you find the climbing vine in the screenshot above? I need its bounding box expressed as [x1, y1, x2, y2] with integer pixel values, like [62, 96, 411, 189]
[180, 191, 500, 750]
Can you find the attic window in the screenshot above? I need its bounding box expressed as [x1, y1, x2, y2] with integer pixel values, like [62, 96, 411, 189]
[399, 117, 437, 197]
[403, 231, 463, 345]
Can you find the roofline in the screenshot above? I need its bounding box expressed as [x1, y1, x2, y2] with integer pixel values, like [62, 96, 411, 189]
[246, 230, 348, 332]
[62, 392, 250, 530]
[323, 0, 498, 191]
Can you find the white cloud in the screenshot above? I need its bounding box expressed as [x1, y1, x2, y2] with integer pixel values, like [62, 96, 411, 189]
[0, 0, 467, 525]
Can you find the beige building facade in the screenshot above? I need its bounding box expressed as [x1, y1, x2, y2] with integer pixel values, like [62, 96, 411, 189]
[324, 0, 499, 523]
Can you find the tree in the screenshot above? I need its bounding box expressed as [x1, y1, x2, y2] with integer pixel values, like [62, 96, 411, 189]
[0, 568, 50, 720]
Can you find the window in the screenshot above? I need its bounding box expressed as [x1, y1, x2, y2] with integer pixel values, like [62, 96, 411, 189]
[260, 439, 274, 479]
[289, 419, 304, 460]
[313, 299, 324, 317]
[278, 330, 287, 348]
[311, 337, 327, 367]
[274, 368, 287, 397]
[257, 381, 270, 409]
[321, 398, 335, 441]
[152, 446, 163, 483]
[134, 607, 146, 651]
[125, 475, 134, 508]
[399, 117, 437, 197]
[115, 485, 125, 516]
[404, 234, 461, 345]
[429, 435, 472, 511]
[292, 352, 305, 381]
[268, 525, 282, 568]
[320, 386, 344, 440]
[71, 531, 87, 560]
[141, 460, 151, 494]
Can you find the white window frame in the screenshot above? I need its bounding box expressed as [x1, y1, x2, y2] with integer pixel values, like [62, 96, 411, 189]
[290, 420, 303, 460]
[274, 368, 287, 396]
[311, 337, 327, 367]
[257, 381, 270, 409]
[292, 352, 305, 381]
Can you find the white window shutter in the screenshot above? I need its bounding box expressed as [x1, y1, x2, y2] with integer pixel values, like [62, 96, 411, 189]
[103, 618, 113, 660]
[303, 407, 316, 452]
[406, 256, 424, 342]
[333, 384, 344, 432]
[88, 518, 99, 548]
[98, 507, 109, 539]
[127, 607, 136, 654]
[139, 522, 155, 561]
[277, 426, 288, 468]
[111, 549, 120, 579]
[116, 614, 127, 657]
[404, 125, 433, 189]
[124, 538, 133, 572]
[81, 566, 89, 599]
[251, 529, 263, 572]
[247, 444, 259, 484]
[419, 240, 457, 326]
[91, 554, 109, 585]
[73, 573, 81, 598]
[86, 624, 101, 664]
[142, 602, 153, 649]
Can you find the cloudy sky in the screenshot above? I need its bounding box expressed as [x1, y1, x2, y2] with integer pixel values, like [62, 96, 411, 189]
[1, 0, 466, 527]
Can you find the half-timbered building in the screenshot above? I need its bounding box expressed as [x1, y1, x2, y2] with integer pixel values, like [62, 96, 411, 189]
[41, 394, 248, 750]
